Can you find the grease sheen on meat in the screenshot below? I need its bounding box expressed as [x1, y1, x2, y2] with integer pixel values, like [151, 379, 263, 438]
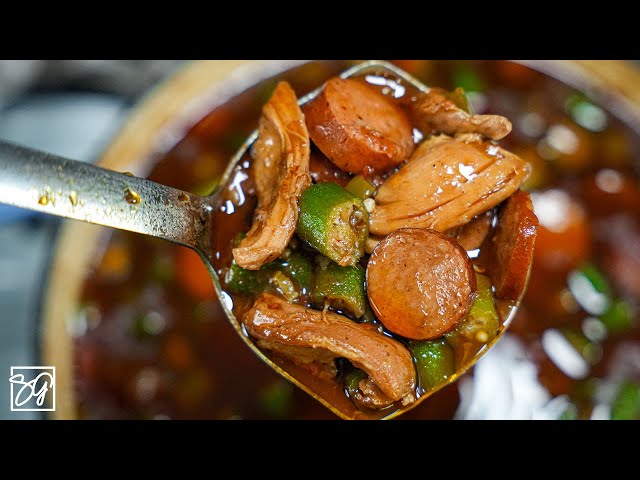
[303, 78, 415, 175]
[410, 88, 512, 140]
[370, 135, 530, 236]
[232, 82, 311, 270]
[243, 293, 417, 408]
[367, 228, 477, 340]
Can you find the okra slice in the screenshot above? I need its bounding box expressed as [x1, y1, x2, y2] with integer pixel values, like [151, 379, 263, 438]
[296, 183, 368, 267]
[224, 259, 269, 295]
[313, 260, 366, 318]
[409, 339, 455, 392]
[280, 252, 313, 293]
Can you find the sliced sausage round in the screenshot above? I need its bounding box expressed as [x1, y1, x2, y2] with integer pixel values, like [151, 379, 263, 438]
[366, 228, 477, 340]
[303, 78, 415, 175]
[480, 190, 539, 300]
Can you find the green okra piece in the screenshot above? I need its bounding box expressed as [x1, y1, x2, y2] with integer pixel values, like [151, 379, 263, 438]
[446, 272, 500, 345]
[224, 259, 269, 295]
[409, 338, 455, 392]
[296, 183, 368, 267]
[344, 368, 368, 400]
[345, 175, 375, 199]
[280, 252, 313, 293]
[313, 260, 366, 318]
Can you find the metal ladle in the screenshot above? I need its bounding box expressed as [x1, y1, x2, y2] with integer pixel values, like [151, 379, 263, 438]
[0, 61, 526, 419]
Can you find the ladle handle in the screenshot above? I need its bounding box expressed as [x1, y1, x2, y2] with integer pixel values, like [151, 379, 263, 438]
[0, 140, 211, 251]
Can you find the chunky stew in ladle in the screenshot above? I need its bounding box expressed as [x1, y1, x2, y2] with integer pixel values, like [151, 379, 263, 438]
[215, 71, 538, 415]
[75, 61, 640, 420]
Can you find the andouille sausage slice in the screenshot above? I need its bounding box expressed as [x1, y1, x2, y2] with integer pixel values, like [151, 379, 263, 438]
[303, 78, 415, 175]
[367, 228, 477, 340]
[480, 190, 538, 300]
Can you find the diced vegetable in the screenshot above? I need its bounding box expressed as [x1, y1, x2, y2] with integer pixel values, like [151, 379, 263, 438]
[561, 328, 602, 365]
[259, 380, 295, 419]
[192, 177, 221, 197]
[409, 339, 455, 392]
[132, 311, 166, 340]
[577, 262, 612, 296]
[452, 64, 484, 93]
[271, 271, 299, 302]
[280, 252, 313, 293]
[569, 263, 632, 334]
[150, 254, 175, 283]
[446, 87, 473, 114]
[600, 299, 632, 334]
[344, 368, 368, 401]
[446, 273, 499, 344]
[558, 403, 578, 420]
[176, 247, 216, 300]
[296, 183, 368, 267]
[565, 94, 608, 133]
[611, 381, 640, 420]
[314, 261, 366, 318]
[346, 175, 375, 199]
[224, 259, 268, 295]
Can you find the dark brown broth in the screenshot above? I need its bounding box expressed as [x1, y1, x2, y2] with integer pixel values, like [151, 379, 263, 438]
[74, 60, 640, 419]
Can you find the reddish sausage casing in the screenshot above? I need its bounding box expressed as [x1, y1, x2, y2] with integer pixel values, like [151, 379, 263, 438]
[480, 190, 539, 300]
[303, 78, 415, 175]
[366, 228, 477, 340]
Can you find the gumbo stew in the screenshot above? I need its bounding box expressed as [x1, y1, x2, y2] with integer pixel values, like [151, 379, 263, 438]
[73, 61, 640, 420]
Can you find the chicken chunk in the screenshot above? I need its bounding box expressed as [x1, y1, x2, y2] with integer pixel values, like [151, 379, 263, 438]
[369, 136, 529, 236]
[411, 88, 512, 140]
[243, 293, 417, 408]
[232, 82, 311, 270]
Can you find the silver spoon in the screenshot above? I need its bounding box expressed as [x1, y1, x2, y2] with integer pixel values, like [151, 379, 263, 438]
[0, 61, 526, 419]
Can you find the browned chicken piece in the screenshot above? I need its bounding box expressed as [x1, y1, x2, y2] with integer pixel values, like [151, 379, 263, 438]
[369, 135, 529, 236]
[243, 293, 417, 408]
[448, 210, 494, 251]
[232, 82, 311, 270]
[411, 88, 512, 140]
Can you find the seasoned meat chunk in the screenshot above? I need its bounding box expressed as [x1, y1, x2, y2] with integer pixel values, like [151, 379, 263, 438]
[303, 78, 415, 175]
[411, 88, 512, 140]
[242, 293, 416, 408]
[369, 136, 529, 236]
[233, 82, 311, 270]
[449, 210, 494, 251]
[480, 190, 538, 300]
[366, 228, 477, 340]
